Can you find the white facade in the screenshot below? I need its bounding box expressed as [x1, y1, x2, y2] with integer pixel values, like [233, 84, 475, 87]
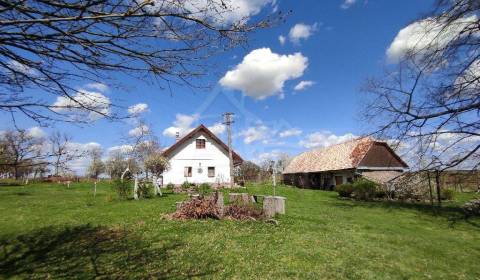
[162, 131, 232, 185]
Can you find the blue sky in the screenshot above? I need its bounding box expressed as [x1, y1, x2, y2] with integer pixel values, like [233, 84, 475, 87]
[2, 0, 435, 173]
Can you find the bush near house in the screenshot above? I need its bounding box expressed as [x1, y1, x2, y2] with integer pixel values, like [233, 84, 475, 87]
[352, 179, 377, 201]
[181, 181, 193, 191]
[198, 183, 212, 196]
[334, 179, 377, 201]
[440, 189, 455, 201]
[165, 183, 175, 191]
[335, 184, 354, 198]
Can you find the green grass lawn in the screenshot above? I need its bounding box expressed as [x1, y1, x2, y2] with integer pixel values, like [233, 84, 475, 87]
[0, 182, 479, 279]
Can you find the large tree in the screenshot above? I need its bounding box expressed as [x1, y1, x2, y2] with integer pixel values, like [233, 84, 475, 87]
[49, 131, 75, 176]
[0, 129, 45, 179]
[87, 146, 105, 179]
[363, 0, 480, 172]
[0, 0, 276, 124]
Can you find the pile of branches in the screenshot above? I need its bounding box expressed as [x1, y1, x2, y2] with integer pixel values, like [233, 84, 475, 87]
[172, 194, 264, 221]
[173, 196, 220, 220]
[462, 199, 480, 217]
[224, 204, 263, 220]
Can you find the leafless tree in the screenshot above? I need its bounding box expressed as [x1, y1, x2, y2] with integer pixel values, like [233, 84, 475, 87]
[0, 0, 278, 124]
[87, 145, 105, 179]
[49, 131, 75, 176]
[363, 0, 480, 174]
[105, 149, 128, 179]
[0, 129, 45, 179]
[234, 160, 260, 183]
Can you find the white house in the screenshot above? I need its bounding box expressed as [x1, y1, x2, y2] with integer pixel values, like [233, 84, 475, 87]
[161, 125, 243, 186]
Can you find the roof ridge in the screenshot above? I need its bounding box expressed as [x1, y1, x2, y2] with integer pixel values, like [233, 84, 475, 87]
[312, 135, 372, 152]
[161, 124, 243, 164]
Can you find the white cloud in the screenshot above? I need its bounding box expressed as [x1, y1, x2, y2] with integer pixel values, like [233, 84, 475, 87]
[27, 127, 46, 138]
[299, 131, 357, 149]
[279, 128, 302, 138]
[108, 144, 134, 155]
[6, 60, 39, 76]
[149, 0, 274, 25]
[128, 103, 149, 115]
[208, 122, 226, 135]
[255, 149, 283, 163]
[85, 82, 108, 92]
[128, 124, 149, 137]
[239, 124, 271, 144]
[219, 48, 308, 100]
[278, 35, 286, 45]
[386, 15, 477, 63]
[163, 113, 199, 138]
[341, 0, 357, 9]
[288, 23, 318, 44]
[51, 88, 111, 121]
[66, 142, 102, 175]
[294, 80, 315, 91]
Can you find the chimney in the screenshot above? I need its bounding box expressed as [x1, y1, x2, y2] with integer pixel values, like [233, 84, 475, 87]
[175, 132, 180, 142]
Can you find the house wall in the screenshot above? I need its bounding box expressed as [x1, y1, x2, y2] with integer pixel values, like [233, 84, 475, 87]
[162, 132, 231, 185]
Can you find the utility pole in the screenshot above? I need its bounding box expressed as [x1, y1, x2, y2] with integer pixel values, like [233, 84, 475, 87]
[223, 112, 235, 188]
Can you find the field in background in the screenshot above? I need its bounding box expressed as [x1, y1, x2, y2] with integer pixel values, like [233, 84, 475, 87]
[0, 181, 479, 279]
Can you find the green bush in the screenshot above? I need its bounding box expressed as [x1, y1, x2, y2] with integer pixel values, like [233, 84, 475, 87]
[352, 179, 377, 201]
[137, 182, 152, 199]
[165, 183, 175, 191]
[440, 189, 455, 201]
[198, 183, 212, 196]
[181, 181, 192, 190]
[112, 179, 130, 200]
[335, 183, 354, 198]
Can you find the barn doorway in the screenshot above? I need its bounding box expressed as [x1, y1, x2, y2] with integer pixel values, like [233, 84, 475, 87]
[334, 176, 343, 186]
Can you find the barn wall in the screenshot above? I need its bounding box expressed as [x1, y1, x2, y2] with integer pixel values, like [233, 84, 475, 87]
[359, 143, 406, 168]
[283, 170, 355, 190]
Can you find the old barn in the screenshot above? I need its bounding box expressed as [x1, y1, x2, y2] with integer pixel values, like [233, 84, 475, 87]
[283, 138, 408, 189]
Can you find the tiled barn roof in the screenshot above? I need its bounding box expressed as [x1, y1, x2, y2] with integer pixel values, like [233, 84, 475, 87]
[361, 170, 403, 185]
[283, 137, 377, 174]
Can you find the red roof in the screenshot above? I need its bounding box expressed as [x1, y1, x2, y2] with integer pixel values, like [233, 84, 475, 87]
[161, 124, 243, 165]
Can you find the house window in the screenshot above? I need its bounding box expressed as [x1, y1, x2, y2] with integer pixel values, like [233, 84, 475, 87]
[196, 139, 206, 149]
[184, 167, 192, 177]
[208, 167, 215, 177]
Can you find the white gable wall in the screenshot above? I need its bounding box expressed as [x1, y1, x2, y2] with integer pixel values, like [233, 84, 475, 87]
[162, 132, 231, 185]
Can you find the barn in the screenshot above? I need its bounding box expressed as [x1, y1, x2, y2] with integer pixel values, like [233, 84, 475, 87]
[282, 137, 409, 189]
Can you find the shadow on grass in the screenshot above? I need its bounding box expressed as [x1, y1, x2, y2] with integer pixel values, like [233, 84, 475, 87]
[0, 224, 218, 279]
[330, 198, 480, 228]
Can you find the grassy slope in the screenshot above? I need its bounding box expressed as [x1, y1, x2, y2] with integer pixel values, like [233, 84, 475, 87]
[0, 182, 479, 279]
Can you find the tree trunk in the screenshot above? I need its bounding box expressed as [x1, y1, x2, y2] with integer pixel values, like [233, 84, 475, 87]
[133, 177, 139, 200]
[435, 170, 441, 206]
[14, 165, 19, 180]
[152, 176, 162, 196]
[427, 171, 433, 206]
